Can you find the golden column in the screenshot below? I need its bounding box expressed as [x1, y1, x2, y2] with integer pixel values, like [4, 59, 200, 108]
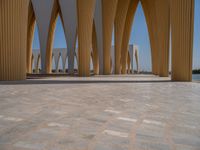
[45, 1, 59, 74]
[114, 0, 130, 74]
[170, 0, 194, 81]
[77, 0, 96, 77]
[155, 0, 170, 77]
[102, 0, 118, 75]
[141, 0, 160, 75]
[0, 0, 29, 80]
[121, 0, 139, 74]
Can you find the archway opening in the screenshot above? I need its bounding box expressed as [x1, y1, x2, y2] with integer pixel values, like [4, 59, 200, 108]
[52, 15, 67, 73]
[32, 23, 41, 74]
[130, 2, 151, 74]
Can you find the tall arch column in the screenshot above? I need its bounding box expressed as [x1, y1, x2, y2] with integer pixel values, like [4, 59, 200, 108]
[31, 0, 59, 74]
[114, 0, 130, 74]
[155, 0, 170, 77]
[121, 0, 139, 74]
[141, 0, 160, 75]
[0, 0, 29, 80]
[77, 0, 96, 77]
[102, 0, 118, 74]
[170, 0, 194, 81]
[94, 0, 118, 75]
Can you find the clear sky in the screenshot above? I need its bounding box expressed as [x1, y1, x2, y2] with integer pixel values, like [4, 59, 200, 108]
[33, 1, 200, 71]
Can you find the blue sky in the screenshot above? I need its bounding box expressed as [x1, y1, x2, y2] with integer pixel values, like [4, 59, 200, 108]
[33, 1, 200, 71]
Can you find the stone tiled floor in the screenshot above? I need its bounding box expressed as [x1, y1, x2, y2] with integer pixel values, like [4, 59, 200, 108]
[0, 75, 200, 150]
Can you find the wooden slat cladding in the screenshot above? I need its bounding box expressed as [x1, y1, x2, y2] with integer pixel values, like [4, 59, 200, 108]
[0, 0, 28, 80]
[155, 0, 170, 77]
[171, 0, 194, 81]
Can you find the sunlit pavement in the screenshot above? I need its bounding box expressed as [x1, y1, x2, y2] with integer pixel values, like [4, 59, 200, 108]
[0, 75, 200, 150]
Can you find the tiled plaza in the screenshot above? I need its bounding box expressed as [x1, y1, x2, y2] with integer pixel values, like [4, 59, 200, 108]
[0, 75, 200, 150]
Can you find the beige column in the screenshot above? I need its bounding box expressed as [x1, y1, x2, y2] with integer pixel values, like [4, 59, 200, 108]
[155, 0, 170, 77]
[0, 0, 29, 81]
[27, 2, 36, 74]
[102, 0, 118, 75]
[121, 0, 139, 74]
[92, 22, 99, 75]
[45, 2, 59, 74]
[170, 0, 194, 81]
[114, 0, 130, 74]
[141, 0, 159, 75]
[77, 0, 96, 77]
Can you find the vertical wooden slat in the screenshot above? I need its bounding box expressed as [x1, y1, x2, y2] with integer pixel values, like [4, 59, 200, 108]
[155, 0, 170, 77]
[170, 0, 194, 81]
[0, 0, 28, 81]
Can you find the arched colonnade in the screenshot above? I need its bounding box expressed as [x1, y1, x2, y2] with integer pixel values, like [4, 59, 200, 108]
[0, 0, 194, 81]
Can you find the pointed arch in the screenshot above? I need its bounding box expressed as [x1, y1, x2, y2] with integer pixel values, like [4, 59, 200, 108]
[121, 0, 139, 74]
[31, 0, 59, 74]
[59, 0, 77, 75]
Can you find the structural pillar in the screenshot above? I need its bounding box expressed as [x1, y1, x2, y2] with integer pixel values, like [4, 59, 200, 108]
[170, 0, 194, 81]
[0, 0, 28, 80]
[77, 0, 96, 76]
[155, 0, 170, 77]
[114, 0, 130, 74]
[102, 0, 118, 75]
[141, 0, 160, 75]
[121, 0, 139, 74]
